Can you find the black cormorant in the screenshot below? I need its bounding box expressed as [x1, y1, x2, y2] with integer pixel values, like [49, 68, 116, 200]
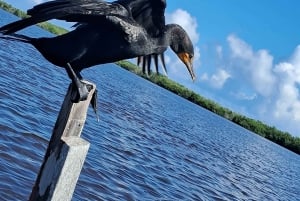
[0, 0, 196, 102]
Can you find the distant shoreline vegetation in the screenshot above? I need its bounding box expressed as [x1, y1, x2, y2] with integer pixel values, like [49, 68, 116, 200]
[1, 0, 299, 155]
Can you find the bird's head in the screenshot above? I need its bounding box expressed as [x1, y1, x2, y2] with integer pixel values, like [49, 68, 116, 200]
[168, 24, 196, 81]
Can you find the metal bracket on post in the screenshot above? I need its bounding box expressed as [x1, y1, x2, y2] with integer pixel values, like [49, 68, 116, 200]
[29, 81, 96, 201]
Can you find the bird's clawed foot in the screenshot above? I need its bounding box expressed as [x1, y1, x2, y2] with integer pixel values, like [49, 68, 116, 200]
[70, 81, 92, 103]
[66, 63, 90, 102]
[65, 63, 98, 119]
[70, 81, 99, 120]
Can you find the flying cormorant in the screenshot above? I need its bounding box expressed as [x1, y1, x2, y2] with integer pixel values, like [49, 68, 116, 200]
[0, 0, 196, 102]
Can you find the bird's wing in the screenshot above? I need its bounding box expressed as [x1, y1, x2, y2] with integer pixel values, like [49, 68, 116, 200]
[0, 0, 129, 34]
[116, 0, 166, 37]
[116, 0, 167, 75]
[27, 0, 128, 22]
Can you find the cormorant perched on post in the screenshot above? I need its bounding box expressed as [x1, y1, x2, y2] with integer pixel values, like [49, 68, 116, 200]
[0, 0, 196, 102]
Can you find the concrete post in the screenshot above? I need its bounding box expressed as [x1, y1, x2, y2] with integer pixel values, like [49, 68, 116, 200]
[29, 81, 96, 201]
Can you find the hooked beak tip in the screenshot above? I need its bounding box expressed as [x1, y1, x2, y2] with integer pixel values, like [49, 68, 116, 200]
[177, 52, 196, 82]
[187, 63, 196, 82]
[191, 72, 196, 82]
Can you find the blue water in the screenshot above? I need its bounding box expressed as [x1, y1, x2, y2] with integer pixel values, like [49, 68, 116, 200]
[0, 9, 299, 201]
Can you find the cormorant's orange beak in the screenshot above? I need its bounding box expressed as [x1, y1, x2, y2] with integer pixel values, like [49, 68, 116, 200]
[177, 52, 196, 81]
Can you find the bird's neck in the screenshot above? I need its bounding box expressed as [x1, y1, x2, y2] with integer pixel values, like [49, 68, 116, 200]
[164, 24, 186, 48]
[148, 24, 178, 54]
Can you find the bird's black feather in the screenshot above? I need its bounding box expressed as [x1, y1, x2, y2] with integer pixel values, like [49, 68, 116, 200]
[0, 0, 195, 102]
[117, 0, 166, 37]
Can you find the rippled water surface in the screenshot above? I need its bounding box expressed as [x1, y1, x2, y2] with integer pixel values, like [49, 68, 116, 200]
[0, 10, 300, 201]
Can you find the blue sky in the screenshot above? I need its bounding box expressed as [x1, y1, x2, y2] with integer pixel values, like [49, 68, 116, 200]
[3, 0, 300, 137]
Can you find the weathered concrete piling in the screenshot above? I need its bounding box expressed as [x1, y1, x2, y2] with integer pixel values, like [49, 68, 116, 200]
[30, 81, 96, 201]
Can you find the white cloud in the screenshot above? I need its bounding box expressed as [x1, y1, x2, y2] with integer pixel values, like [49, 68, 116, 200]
[223, 35, 300, 136]
[273, 46, 300, 122]
[200, 69, 231, 89]
[166, 9, 199, 44]
[29, 0, 44, 4]
[227, 35, 276, 97]
[233, 92, 257, 101]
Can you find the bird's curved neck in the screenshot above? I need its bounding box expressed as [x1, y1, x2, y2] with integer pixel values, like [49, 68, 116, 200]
[148, 24, 179, 54]
[164, 24, 186, 47]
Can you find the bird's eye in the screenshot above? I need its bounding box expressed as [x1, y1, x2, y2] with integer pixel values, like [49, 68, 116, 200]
[189, 55, 193, 59]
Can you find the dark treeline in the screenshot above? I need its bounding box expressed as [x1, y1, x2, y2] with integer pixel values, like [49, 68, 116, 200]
[1, 1, 299, 155]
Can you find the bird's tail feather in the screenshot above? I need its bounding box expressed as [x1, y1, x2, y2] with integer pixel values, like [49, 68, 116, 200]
[0, 33, 33, 44]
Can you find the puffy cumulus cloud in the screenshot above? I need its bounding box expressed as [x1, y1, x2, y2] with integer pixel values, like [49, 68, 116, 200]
[166, 9, 199, 44]
[227, 35, 276, 97]
[165, 9, 201, 81]
[200, 69, 231, 89]
[225, 35, 300, 135]
[273, 46, 300, 122]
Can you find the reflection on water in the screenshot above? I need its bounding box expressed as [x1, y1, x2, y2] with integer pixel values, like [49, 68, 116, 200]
[0, 9, 299, 201]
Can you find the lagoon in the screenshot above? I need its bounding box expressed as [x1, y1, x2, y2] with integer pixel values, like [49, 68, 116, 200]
[0, 9, 299, 200]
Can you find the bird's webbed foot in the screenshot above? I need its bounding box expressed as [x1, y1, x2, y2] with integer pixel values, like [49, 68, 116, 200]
[137, 53, 167, 76]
